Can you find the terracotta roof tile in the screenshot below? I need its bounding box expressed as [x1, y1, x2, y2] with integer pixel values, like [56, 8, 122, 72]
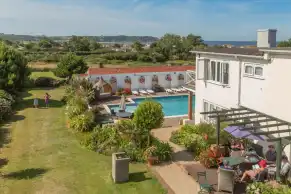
[88, 66, 195, 75]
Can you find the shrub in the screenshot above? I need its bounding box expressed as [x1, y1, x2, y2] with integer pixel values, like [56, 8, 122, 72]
[86, 126, 121, 154]
[0, 98, 12, 121]
[246, 182, 291, 194]
[34, 77, 63, 87]
[133, 100, 164, 146]
[70, 111, 95, 132]
[0, 90, 15, 104]
[152, 138, 172, 162]
[66, 96, 88, 119]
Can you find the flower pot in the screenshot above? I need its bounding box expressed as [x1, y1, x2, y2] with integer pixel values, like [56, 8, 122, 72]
[147, 156, 158, 166]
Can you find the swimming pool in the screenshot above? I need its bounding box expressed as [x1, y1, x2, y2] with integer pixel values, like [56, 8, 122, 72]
[107, 95, 195, 117]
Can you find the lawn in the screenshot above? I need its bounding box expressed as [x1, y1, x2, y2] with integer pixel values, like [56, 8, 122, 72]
[30, 71, 64, 80]
[0, 87, 165, 194]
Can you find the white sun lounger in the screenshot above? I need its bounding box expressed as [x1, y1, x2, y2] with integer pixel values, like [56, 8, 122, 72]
[139, 90, 148, 95]
[165, 89, 173, 94]
[171, 88, 180, 93]
[146, 89, 155, 94]
[179, 87, 187, 92]
[132, 91, 139, 95]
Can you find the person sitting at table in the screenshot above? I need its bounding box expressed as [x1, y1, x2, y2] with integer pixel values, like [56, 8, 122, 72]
[280, 155, 291, 181]
[231, 140, 244, 151]
[240, 159, 267, 182]
[265, 145, 276, 163]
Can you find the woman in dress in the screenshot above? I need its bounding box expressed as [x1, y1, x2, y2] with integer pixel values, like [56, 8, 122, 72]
[44, 93, 51, 108]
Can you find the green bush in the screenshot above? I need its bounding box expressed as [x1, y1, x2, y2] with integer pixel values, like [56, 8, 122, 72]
[0, 90, 15, 104]
[66, 96, 88, 119]
[70, 111, 95, 132]
[152, 137, 172, 162]
[85, 126, 121, 154]
[34, 77, 64, 87]
[170, 124, 211, 157]
[246, 182, 291, 194]
[0, 98, 12, 122]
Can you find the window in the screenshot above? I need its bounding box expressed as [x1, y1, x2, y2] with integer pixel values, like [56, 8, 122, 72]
[203, 100, 225, 122]
[245, 65, 254, 75]
[203, 60, 229, 85]
[222, 63, 229, 85]
[255, 67, 263, 76]
[244, 63, 264, 78]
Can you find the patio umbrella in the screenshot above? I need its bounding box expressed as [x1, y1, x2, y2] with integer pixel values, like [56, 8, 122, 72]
[119, 95, 126, 111]
[224, 126, 265, 141]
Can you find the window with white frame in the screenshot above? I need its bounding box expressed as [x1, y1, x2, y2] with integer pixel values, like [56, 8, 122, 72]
[203, 100, 226, 122]
[205, 60, 229, 85]
[244, 63, 264, 78]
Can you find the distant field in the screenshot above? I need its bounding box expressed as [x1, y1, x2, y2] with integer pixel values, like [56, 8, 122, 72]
[30, 71, 64, 80]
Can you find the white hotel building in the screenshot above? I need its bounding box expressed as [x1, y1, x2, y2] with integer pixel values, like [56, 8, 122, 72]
[188, 29, 291, 160]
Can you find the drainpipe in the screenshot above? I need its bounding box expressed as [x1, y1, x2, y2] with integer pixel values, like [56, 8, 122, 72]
[237, 59, 242, 106]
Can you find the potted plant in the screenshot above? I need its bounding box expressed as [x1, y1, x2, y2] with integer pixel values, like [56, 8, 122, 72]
[144, 146, 158, 166]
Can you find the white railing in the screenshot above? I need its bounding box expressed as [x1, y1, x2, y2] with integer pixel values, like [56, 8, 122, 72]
[185, 70, 196, 87]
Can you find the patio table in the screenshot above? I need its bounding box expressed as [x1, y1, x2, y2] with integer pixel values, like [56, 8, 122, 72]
[116, 111, 132, 118]
[223, 157, 246, 166]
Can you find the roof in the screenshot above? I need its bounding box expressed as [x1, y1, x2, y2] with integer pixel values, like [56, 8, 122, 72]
[192, 47, 264, 56]
[88, 66, 195, 75]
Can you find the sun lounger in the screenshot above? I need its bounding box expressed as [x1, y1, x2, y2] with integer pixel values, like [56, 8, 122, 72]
[146, 89, 155, 94]
[139, 90, 148, 95]
[171, 88, 181, 93]
[179, 87, 187, 92]
[132, 91, 139, 95]
[165, 89, 173, 94]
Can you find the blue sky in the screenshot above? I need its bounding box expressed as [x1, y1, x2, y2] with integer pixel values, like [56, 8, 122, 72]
[0, 0, 291, 40]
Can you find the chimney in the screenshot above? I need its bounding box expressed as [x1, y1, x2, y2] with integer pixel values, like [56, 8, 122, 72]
[257, 29, 277, 48]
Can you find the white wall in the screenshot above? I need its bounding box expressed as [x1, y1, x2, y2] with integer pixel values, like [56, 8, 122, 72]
[194, 54, 241, 124]
[88, 71, 187, 91]
[194, 52, 291, 159]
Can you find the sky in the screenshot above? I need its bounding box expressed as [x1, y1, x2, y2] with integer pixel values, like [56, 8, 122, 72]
[0, 0, 291, 41]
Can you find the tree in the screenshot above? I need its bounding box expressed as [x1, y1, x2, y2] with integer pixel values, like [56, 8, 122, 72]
[38, 37, 55, 49]
[132, 41, 143, 51]
[133, 100, 164, 146]
[67, 36, 90, 51]
[0, 42, 30, 90]
[277, 39, 291, 47]
[90, 40, 102, 51]
[113, 43, 121, 48]
[54, 53, 88, 79]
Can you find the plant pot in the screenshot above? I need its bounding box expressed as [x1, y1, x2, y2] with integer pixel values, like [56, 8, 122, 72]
[147, 156, 158, 166]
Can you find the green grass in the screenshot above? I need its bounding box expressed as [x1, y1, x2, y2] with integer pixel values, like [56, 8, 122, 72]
[0, 87, 165, 194]
[30, 71, 64, 80]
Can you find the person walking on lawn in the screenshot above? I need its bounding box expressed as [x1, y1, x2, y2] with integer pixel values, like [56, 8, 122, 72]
[44, 93, 51, 108]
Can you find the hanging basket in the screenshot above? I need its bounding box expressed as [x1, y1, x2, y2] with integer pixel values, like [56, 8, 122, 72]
[139, 76, 145, 84]
[110, 76, 117, 84]
[165, 74, 172, 81]
[178, 74, 184, 80]
[124, 76, 131, 84]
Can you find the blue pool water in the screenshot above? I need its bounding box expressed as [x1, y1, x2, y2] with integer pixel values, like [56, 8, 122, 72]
[108, 95, 195, 116]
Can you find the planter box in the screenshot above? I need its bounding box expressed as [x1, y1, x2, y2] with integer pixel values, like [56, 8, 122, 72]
[112, 152, 130, 183]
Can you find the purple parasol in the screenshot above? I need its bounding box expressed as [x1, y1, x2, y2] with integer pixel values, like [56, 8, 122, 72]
[224, 126, 265, 141]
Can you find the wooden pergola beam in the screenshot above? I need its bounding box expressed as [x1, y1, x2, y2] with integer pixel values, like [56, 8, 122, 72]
[208, 111, 255, 118]
[253, 129, 291, 136]
[240, 123, 289, 131]
[221, 115, 266, 122]
[200, 107, 247, 115]
[228, 118, 275, 126]
[267, 136, 291, 142]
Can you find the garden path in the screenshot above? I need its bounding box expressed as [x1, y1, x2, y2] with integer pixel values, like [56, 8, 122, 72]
[151, 127, 200, 194]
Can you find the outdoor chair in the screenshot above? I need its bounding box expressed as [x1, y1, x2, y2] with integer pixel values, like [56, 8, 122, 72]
[196, 171, 213, 193]
[110, 109, 116, 116]
[218, 168, 235, 193]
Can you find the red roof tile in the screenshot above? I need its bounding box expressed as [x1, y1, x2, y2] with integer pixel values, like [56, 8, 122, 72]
[88, 66, 195, 75]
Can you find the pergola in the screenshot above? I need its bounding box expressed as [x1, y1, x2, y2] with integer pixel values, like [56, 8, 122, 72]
[201, 106, 291, 181]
